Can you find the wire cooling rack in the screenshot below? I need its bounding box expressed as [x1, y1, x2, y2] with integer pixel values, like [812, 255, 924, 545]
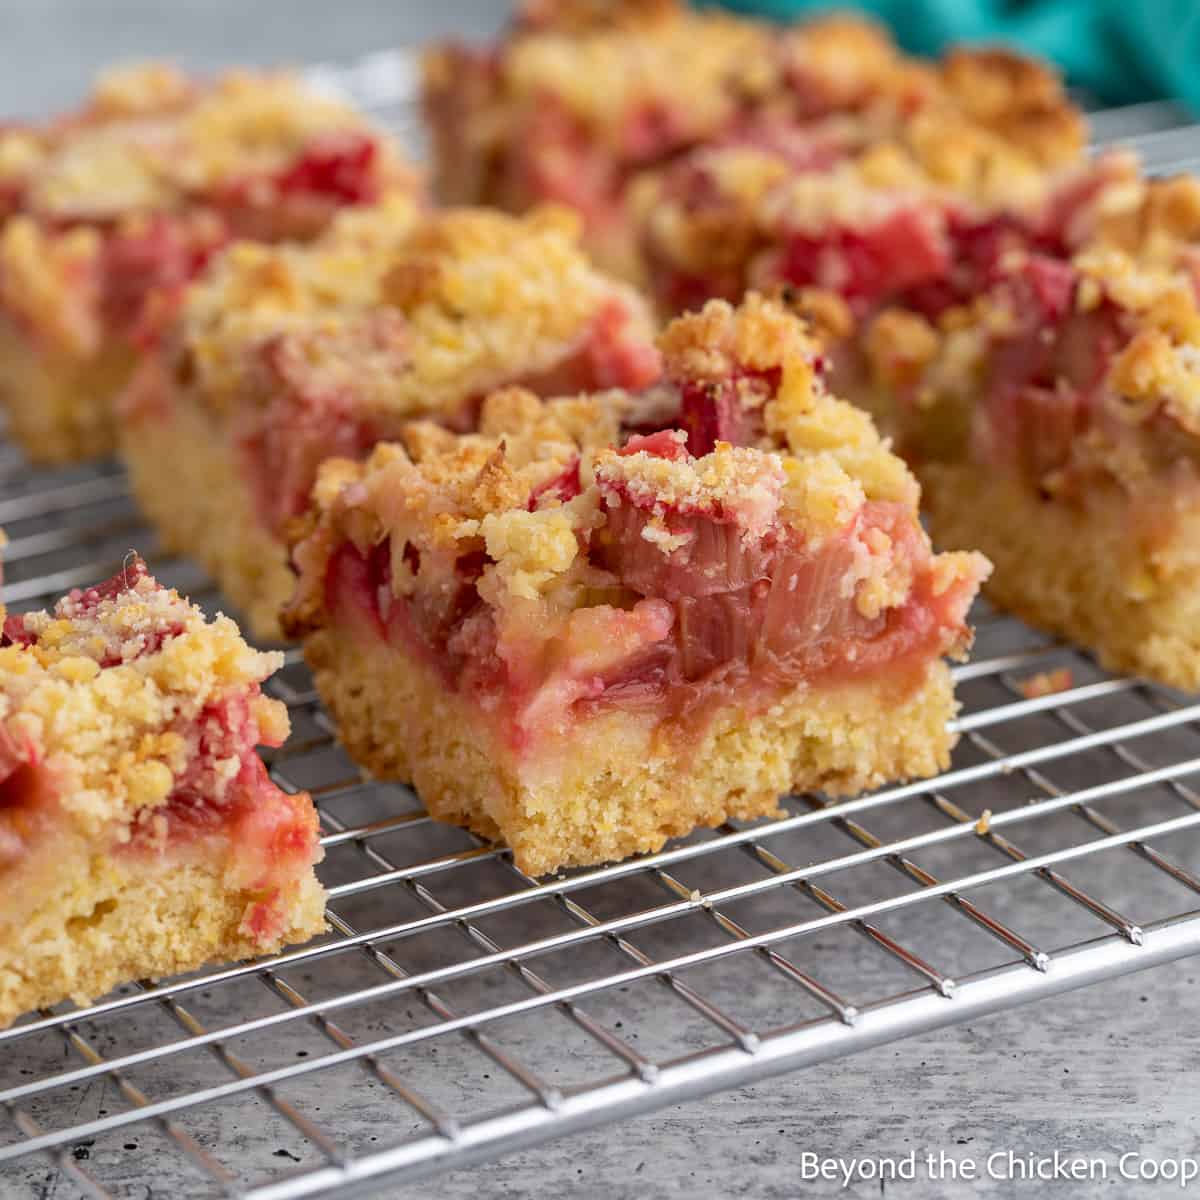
[6, 408, 1200, 1200]
[5, 52, 1200, 1200]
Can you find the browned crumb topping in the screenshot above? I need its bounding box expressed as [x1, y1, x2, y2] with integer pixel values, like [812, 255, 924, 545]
[663, 294, 919, 506]
[632, 134, 1092, 320]
[494, 6, 770, 140]
[864, 307, 941, 393]
[1049, 250, 1200, 439]
[0, 65, 402, 219]
[860, 242, 1200, 497]
[778, 11, 905, 97]
[937, 46, 1085, 167]
[1, 563, 286, 836]
[0, 218, 105, 355]
[173, 200, 656, 421]
[594, 437, 786, 538]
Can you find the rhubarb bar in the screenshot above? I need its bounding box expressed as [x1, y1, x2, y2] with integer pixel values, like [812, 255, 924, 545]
[862, 245, 1200, 689]
[0, 556, 324, 1028]
[283, 295, 988, 875]
[120, 201, 660, 640]
[422, 0, 1084, 278]
[0, 62, 412, 464]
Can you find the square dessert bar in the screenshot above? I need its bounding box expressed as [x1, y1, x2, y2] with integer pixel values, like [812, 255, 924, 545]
[862, 244, 1200, 689]
[0, 556, 324, 1028]
[0, 63, 412, 464]
[422, 0, 1084, 277]
[283, 296, 988, 875]
[120, 201, 661, 640]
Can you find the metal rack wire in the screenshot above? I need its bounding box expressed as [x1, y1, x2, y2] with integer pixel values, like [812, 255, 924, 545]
[4, 54, 1200, 1200]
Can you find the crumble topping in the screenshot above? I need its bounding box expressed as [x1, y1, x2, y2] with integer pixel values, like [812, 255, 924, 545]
[294, 294, 923, 578]
[433, 0, 1082, 169]
[864, 307, 940, 392]
[174, 202, 658, 421]
[11, 65, 404, 219]
[481, 506, 582, 600]
[172, 192, 421, 405]
[1, 558, 286, 836]
[1110, 327, 1200, 436]
[778, 454, 867, 546]
[0, 59, 416, 478]
[594, 438, 785, 539]
[0, 130, 46, 186]
[662, 295, 919, 506]
[659, 292, 822, 387]
[13, 557, 192, 667]
[1073, 247, 1200, 326]
[895, 106, 1051, 209]
[777, 11, 908, 102]
[499, 4, 768, 141]
[1092, 173, 1200, 265]
[936, 46, 1084, 167]
[759, 160, 937, 237]
[860, 237, 1200, 501]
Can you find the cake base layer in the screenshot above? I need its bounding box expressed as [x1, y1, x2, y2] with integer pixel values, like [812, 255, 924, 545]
[122, 397, 294, 641]
[922, 464, 1200, 690]
[305, 625, 959, 876]
[0, 318, 131, 465]
[0, 841, 326, 1028]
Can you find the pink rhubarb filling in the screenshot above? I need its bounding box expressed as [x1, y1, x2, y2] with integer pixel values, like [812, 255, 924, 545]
[772, 208, 950, 316]
[0, 724, 55, 869]
[323, 439, 979, 756]
[963, 256, 1166, 493]
[127, 686, 318, 943]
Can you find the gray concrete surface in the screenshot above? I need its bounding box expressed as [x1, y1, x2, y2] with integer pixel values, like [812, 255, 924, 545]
[2, 5, 1199, 1199]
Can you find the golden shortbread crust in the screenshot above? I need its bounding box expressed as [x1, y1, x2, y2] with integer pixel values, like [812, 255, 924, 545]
[0, 835, 325, 1028]
[924, 465, 1200, 690]
[307, 623, 958, 877]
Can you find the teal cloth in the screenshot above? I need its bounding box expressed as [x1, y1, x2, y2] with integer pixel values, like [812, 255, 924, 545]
[704, 0, 1200, 112]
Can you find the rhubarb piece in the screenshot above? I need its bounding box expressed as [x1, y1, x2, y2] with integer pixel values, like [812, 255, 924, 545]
[0, 556, 324, 1029]
[0, 63, 414, 464]
[864, 245, 1200, 688]
[421, 0, 1083, 278]
[120, 201, 661, 640]
[284, 296, 988, 875]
